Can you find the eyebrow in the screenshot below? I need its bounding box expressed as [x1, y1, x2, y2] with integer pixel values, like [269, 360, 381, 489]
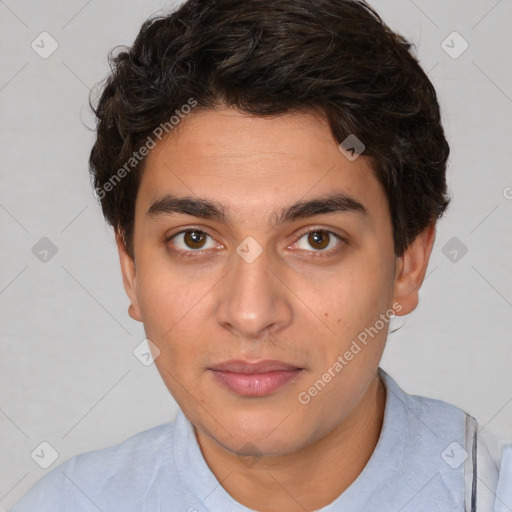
[146, 192, 368, 226]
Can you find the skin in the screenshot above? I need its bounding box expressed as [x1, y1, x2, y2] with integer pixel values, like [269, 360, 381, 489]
[117, 107, 436, 511]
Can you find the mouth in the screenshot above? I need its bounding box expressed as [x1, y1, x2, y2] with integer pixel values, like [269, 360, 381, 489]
[208, 360, 304, 397]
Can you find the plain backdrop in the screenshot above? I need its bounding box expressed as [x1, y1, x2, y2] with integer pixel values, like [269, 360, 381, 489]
[0, 0, 511, 509]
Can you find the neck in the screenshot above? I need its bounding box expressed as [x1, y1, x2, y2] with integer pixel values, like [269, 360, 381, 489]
[195, 372, 387, 512]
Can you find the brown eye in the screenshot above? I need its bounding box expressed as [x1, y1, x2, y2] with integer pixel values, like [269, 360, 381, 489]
[167, 229, 217, 254]
[307, 231, 330, 250]
[183, 230, 207, 249]
[293, 229, 344, 255]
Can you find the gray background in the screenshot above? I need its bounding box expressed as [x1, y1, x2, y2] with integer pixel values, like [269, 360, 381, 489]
[0, 0, 511, 509]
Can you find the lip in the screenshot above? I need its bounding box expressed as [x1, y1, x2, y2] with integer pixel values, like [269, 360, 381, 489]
[208, 360, 304, 397]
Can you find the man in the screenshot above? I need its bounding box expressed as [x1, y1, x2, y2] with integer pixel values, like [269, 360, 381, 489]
[10, 0, 502, 510]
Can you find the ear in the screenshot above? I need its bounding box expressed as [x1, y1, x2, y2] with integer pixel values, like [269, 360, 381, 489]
[115, 232, 143, 322]
[392, 222, 437, 316]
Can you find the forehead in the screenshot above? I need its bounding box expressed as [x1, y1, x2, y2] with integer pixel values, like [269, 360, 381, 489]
[137, 107, 389, 224]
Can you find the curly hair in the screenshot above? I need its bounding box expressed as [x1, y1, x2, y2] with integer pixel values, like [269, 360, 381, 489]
[89, 0, 450, 259]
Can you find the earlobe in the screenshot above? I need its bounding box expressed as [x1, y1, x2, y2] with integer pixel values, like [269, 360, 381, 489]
[392, 223, 437, 316]
[115, 232, 143, 322]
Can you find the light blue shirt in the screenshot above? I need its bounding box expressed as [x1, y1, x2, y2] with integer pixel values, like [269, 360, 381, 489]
[495, 445, 512, 512]
[9, 368, 500, 511]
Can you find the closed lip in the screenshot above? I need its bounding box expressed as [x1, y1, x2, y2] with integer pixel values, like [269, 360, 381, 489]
[208, 360, 303, 374]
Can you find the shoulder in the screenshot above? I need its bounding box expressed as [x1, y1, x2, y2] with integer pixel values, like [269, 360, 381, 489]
[495, 444, 512, 512]
[70, 421, 173, 479]
[379, 368, 501, 510]
[379, 368, 467, 434]
[9, 421, 175, 512]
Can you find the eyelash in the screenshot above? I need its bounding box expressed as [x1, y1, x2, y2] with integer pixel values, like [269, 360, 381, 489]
[165, 226, 346, 260]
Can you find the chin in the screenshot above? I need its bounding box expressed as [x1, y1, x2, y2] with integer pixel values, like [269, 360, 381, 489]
[202, 408, 313, 455]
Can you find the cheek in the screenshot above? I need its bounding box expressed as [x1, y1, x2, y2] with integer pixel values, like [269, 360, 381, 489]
[134, 261, 216, 368]
[316, 259, 395, 350]
[135, 257, 203, 330]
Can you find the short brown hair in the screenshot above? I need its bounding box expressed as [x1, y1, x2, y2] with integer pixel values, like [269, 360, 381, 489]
[89, 0, 450, 259]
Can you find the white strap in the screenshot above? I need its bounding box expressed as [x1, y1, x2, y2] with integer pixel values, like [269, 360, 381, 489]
[465, 413, 478, 511]
[465, 413, 500, 511]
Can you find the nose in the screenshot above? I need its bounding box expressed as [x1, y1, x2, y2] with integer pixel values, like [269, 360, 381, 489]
[215, 244, 293, 341]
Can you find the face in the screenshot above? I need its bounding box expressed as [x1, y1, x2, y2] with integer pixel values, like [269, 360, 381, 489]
[118, 107, 434, 457]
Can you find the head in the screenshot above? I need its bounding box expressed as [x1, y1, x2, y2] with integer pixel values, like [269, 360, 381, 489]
[89, 0, 450, 456]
